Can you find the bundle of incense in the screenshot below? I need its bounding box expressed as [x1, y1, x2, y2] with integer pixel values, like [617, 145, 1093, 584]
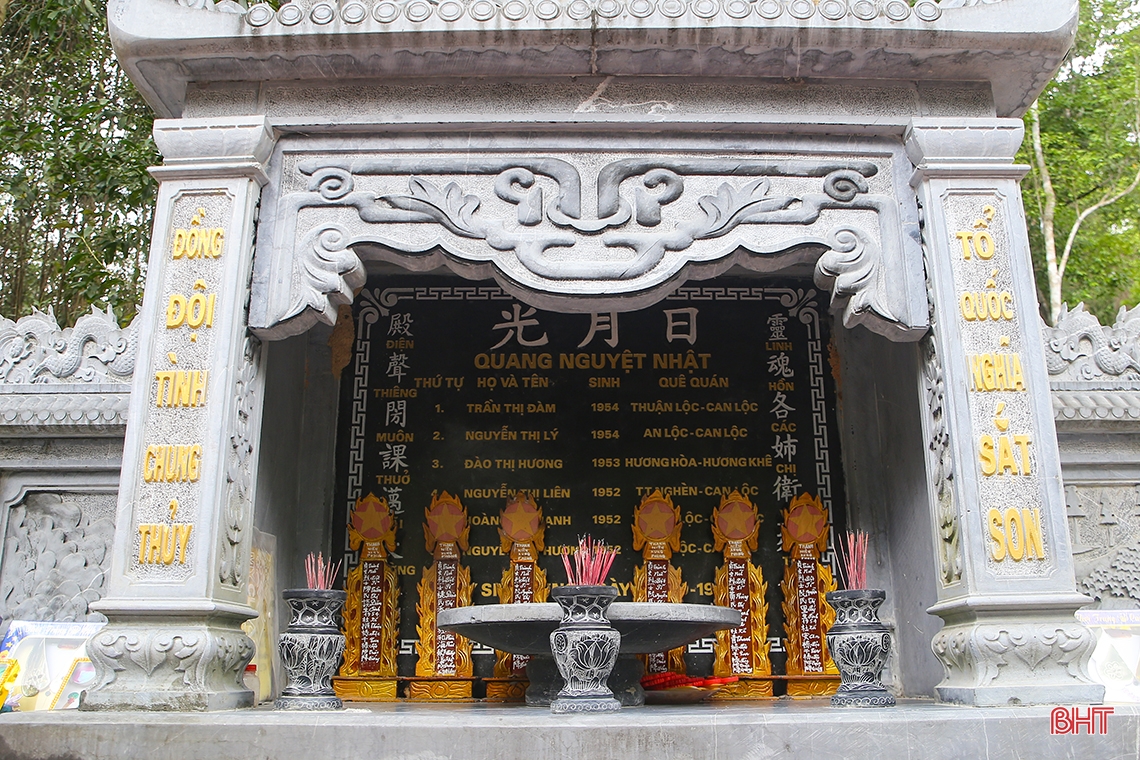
[305, 551, 342, 590]
[560, 535, 617, 585]
[837, 530, 869, 591]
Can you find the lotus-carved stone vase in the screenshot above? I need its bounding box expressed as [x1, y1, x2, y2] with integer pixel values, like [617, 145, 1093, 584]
[275, 588, 347, 711]
[824, 589, 896, 707]
[549, 585, 622, 714]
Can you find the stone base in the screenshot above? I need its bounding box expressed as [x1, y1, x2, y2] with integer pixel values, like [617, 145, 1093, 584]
[9, 702, 1138, 759]
[274, 695, 343, 711]
[929, 596, 1106, 707]
[936, 683, 1105, 708]
[525, 654, 646, 707]
[784, 675, 841, 699]
[405, 677, 475, 701]
[832, 685, 897, 708]
[78, 617, 256, 713]
[524, 658, 561, 706]
[483, 678, 527, 702]
[550, 695, 622, 714]
[609, 654, 646, 707]
[79, 687, 254, 713]
[709, 676, 776, 701]
[332, 676, 398, 702]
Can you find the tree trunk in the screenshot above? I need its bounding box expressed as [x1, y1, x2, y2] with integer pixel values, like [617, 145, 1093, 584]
[1030, 101, 1063, 325]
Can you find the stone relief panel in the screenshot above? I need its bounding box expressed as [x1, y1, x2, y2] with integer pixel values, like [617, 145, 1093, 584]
[1065, 484, 1140, 609]
[0, 492, 116, 625]
[918, 205, 963, 588]
[921, 311, 963, 587]
[252, 145, 926, 343]
[219, 334, 262, 591]
[0, 307, 137, 385]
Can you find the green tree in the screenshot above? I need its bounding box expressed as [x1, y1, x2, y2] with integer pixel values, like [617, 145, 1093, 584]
[1023, 0, 1140, 325]
[0, 0, 158, 326]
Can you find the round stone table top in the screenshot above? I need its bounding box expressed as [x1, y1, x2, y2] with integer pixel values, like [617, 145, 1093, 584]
[437, 602, 740, 655]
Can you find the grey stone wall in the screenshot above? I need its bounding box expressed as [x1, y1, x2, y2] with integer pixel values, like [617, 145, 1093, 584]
[1047, 303, 1140, 610]
[0, 308, 136, 635]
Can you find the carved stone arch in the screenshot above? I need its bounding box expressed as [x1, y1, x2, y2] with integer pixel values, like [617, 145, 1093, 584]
[249, 135, 928, 342]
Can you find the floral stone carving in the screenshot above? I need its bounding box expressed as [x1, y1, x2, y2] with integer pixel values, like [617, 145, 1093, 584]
[0, 493, 114, 624]
[549, 585, 621, 714]
[81, 623, 256, 711]
[276, 589, 347, 711]
[825, 590, 895, 708]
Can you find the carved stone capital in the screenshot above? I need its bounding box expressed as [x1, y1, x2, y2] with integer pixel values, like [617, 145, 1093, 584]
[905, 118, 1027, 173]
[151, 116, 276, 183]
[929, 598, 1104, 706]
[80, 620, 255, 711]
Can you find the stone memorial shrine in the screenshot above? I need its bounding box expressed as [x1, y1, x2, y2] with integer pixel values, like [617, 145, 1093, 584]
[1, 0, 1138, 756]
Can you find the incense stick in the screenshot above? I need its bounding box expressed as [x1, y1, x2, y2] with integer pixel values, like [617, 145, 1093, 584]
[836, 531, 868, 591]
[305, 551, 342, 590]
[561, 535, 618, 585]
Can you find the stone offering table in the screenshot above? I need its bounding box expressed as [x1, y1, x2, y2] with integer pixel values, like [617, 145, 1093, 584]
[439, 602, 739, 706]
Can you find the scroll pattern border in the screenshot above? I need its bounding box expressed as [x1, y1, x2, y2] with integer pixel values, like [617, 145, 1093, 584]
[254, 154, 925, 342]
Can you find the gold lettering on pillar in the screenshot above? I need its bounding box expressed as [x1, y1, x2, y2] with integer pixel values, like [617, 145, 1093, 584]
[977, 403, 1032, 477]
[952, 202, 1047, 565]
[133, 205, 229, 572]
[142, 445, 202, 483]
[138, 499, 194, 565]
[987, 507, 1046, 563]
[967, 353, 1026, 392]
[154, 370, 209, 407]
[171, 208, 225, 260]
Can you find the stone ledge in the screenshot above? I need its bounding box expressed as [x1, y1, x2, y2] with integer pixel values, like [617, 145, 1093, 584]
[2, 701, 1136, 759]
[0, 389, 130, 436]
[1052, 389, 1140, 426]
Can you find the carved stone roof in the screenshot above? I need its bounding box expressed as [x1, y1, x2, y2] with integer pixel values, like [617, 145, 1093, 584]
[240, 0, 955, 31]
[0, 308, 136, 434]
[109, 0, 1073, 118]
[0, 307, 137, 385]
[1045, 303, 1140, 425]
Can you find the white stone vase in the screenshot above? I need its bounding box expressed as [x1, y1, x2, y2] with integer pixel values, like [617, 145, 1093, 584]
[274, 589, 346, 711]
[824, 589, 896, 708]
[549, 585, 621, 714]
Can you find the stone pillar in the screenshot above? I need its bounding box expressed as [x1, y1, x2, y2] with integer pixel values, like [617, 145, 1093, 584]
[81, 117, 275, 711]
[907, 118, 1103, 706]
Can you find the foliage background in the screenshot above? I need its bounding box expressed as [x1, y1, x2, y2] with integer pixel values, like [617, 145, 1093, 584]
[1021, 0, 1140, 324]
[0, 0, 158, 327]
[2, 0, 1140, 327]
